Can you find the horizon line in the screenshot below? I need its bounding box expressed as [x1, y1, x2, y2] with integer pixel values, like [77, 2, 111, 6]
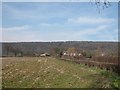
[0, 40, 119, 43]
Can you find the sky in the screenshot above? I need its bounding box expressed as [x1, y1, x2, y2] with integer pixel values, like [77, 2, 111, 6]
[1, 2, 118, 42]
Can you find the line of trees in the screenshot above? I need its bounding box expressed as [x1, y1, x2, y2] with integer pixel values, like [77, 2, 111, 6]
[3, 44, 23, 57]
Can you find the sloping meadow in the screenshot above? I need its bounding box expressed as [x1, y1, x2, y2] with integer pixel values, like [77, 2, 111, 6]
[2, 57, 120, 88]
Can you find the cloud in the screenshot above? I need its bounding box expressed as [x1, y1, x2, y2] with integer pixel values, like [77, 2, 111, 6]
[75, 25, 108, 36]
[3, 3, 69, 21]
[46, 25, 115, 41]
[97, 28, 118, 41]
[37, 25, 111, 41]
[67, 16, 115, 24]
[56, 25, 109, 41]
[2, 28, 38, 42]
[39, 23, 51, 26]
[69, 25, 117, 41]
[2, 25, 30, 31]
[2, 24, 117, 42]
[2, 2, 117, 42]
[3, 4, 42, 20]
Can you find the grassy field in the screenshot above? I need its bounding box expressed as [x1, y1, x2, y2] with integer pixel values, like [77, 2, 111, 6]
[2, 57, 120, 88]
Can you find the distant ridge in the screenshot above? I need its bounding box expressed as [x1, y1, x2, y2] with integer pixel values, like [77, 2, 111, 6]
[1, 41, 118, 57]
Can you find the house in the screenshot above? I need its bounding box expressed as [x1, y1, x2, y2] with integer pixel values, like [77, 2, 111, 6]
[40, 53, 50, 57]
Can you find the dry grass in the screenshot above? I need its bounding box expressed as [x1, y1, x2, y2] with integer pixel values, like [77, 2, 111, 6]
[2, 57, 116, 88]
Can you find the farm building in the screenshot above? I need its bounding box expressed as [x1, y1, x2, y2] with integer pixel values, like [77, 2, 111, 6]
[40, 53, 50, 57]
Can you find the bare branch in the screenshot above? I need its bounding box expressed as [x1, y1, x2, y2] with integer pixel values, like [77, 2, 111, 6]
[90, 0, 112, 13]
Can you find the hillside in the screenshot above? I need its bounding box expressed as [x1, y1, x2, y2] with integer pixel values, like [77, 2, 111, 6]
[1, 41, 118, 57]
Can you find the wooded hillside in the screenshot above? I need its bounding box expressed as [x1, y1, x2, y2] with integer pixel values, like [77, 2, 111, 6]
[1, 41, 118, 57]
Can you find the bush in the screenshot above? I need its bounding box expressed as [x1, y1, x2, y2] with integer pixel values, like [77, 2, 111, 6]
[85, 53, 92, 58]
[100, 70, 120, 89]
[82, 52, 93, 58]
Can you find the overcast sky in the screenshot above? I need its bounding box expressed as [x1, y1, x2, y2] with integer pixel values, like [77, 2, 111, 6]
[2, 2, 118, 42]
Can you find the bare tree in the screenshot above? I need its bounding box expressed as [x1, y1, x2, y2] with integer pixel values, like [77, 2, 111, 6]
[90, 0, 111, 13]
[4, 44, 13, 56]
